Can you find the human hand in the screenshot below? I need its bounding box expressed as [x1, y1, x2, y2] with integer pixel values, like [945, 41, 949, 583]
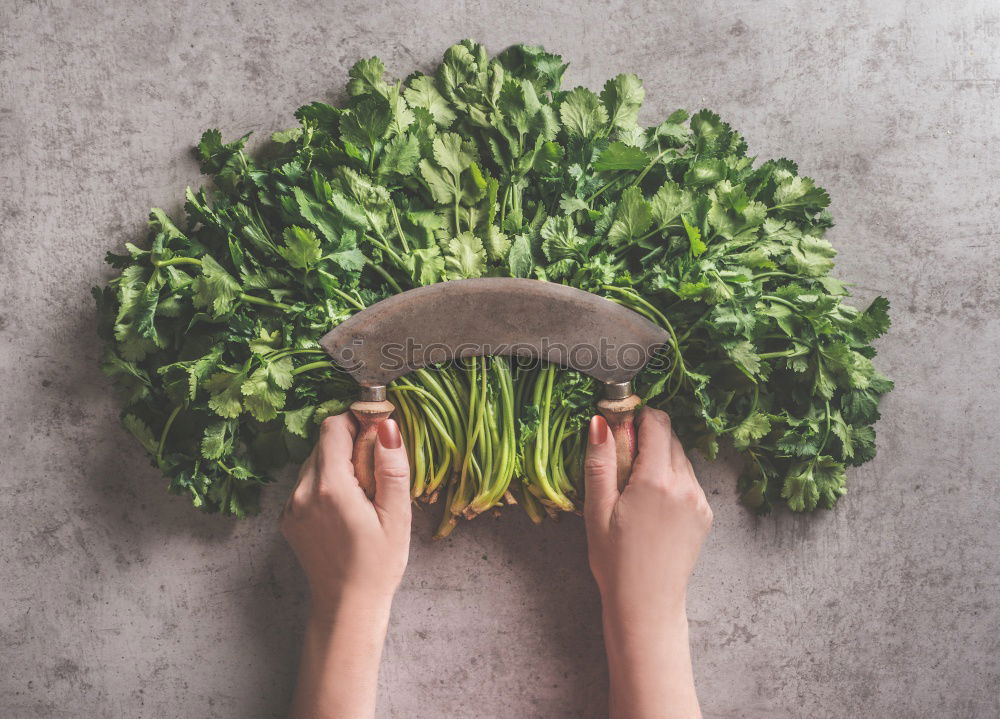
[282, 413, 411, 718]
[280, 413, 412, 615]
[585, 407, 712, 719]
[584, 407, 713, 622]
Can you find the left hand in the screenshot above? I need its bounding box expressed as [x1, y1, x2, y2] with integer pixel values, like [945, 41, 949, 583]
[280, 413, 412, 614]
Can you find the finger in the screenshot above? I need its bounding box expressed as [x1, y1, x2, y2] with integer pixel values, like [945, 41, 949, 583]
[373, 418, 412, 526]
[584, 415, 618, 526]
[669, 430, 686, 471]
[670, 430, 697, 484]
[631, 407, 672, 485]
[313, 413, 359, 495]
[294, 440, 320, 492]
[283, 449, 318, 517]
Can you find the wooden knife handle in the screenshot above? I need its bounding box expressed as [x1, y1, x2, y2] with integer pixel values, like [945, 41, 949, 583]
[349, 399, 395, 498]
[597, 394, 641, 492]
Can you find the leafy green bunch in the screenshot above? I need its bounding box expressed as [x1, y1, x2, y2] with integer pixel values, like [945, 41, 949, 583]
[94, 40, 892, 530]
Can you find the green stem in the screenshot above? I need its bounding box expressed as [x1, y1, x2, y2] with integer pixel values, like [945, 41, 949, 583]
[240, 293, 292, 311]
[479, 363, 495, 499]
[814, 400, 833, 460]
[365, 233, 406, 267]
[533, 366, 550, 488]
[500, 184, 511, 229]
[388, 201, 409, 253]
[391, 389, 422, 496]
[157, 405, 182, 464]
[263, 348, 328, 365]
[677, 308, 714, 344]
[753, 271, 799, 282]
[602, 285, 686, 379]
[759, 344, 810, 360]
[761, 295, 799, 311]
[519, 483, 546, 524]
[749, 450, 769, 481]
[586, 174, 623, 203]
[630, 147, 673, 188]
[496, 365, 515, 498]
[409, 409, 426, 498]
[152, 257, 203, 268]
[720, 385, 760, 435]
[366, 261, 404, 293]
[456, 360, 480, 507]
[531, 364, 571, 510]
[327, 284, 367, 311]
[549, 408, 571, 494]
[291, 360, 335, 376]
[633, 222, 681, 246]
[414, 369, 464, 448]
[390, 385, 458, 454]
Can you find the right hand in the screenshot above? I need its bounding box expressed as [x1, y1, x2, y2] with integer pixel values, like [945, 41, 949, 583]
[584, 407, 713, 621]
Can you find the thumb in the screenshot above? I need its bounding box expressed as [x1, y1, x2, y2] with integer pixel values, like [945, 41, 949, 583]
[584, 415, 618, 526]
[373, 418, 412, 524]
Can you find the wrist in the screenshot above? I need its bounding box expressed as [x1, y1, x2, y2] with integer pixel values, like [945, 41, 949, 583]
[308, 586, 395, 629]
[600, 586, 687, 625]
[600, 590, 688, 654]
[601, 597, 697, 719]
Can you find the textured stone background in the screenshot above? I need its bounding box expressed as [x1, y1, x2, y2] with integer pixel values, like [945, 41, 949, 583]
[1, 1, 998, 717]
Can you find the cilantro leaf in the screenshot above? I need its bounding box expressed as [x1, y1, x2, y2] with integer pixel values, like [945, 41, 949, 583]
[600, 73, 645, 130]
[347, 57, 388, 97]
[508, 234, 534, 278]
[278, 226, 322, 270]
[433, 132, 474, 179]
[202, 421, 236, 460]
[731, 412, 772, 450]
[378, 133, 421, 179]
[855, 296, 891, 339]
[284, 406, 317, 439]
[593, 141, 647, 171]
[773, 173, 830, 212]
[404, 75, 456, 127]
[445, 232, 486, 279]
[204, 370, 245, 419]
[782, 463, 820, 512]
[123, 414, 159, 455]
[607, 186, 653, 245]
[192, 255, 241, 317]
[403, 246, 446, 285]
[340, 95, 392, 150]
[649, 182, 694, 227]
[241, 362, 288, 422]
[559, 87, 608, 139]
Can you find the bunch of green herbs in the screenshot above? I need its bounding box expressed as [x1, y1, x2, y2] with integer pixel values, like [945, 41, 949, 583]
[94, 40, 892, 532]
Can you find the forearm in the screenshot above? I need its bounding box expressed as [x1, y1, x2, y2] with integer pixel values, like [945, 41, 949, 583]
[290, 592, 393, 719]
[601, 597, 701, 719]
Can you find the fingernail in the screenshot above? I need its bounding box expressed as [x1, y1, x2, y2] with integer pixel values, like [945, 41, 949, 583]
[377, 418, 402, 449]
[589, 415, 609, 445]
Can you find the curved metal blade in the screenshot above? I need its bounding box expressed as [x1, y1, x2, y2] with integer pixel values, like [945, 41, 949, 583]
[320, 278, 670, 386]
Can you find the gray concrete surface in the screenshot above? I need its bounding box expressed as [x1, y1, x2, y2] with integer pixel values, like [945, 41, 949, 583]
[2, 0, 998, 717]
